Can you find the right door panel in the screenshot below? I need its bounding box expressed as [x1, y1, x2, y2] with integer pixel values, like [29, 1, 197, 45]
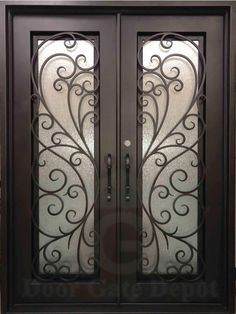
[120, 14, 226, 307]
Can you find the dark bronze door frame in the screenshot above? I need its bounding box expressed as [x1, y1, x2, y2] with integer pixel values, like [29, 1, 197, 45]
[0, 2, 235, 314]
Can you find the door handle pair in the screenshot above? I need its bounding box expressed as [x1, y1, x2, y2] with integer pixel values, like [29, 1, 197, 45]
[106, 154, 130, 202]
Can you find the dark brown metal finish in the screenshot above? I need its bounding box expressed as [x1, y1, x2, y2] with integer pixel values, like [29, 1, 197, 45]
[118, 5, 235, 313]
[4, 12, 118, 307]
[0, 2, 235, 314]
[120, 12, 233, 306]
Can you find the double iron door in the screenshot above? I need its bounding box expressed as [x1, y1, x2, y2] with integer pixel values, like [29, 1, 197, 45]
[5, 9, 233, 314]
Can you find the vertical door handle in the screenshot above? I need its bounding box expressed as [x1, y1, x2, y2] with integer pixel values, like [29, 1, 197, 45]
[107, 154, 112, 201]
[125, 154, 130, 201]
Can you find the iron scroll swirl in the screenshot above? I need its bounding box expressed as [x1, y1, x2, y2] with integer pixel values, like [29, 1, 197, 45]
[31, 32, 99, 280]
[137, 33, 206, 281]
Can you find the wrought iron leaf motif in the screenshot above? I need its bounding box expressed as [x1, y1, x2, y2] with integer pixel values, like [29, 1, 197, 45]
[31, 33, 99, 280]
[137, 33, 206, 281]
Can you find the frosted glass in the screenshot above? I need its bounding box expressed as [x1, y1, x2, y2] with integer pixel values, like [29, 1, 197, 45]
[36, 39, 97, 275]
[140, 40, 200, 276]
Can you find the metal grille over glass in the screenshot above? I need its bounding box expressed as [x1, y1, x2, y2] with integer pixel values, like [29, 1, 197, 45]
[137, 34, 206, 281]
[31, 33, 99, 280]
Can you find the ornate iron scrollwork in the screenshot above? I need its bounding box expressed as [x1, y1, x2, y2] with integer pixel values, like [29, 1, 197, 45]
[137, 33, 206, 281]
[31, 32, 99, 280]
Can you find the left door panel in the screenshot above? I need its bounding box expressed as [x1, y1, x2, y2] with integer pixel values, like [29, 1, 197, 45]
[10, 14, 117, 308]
